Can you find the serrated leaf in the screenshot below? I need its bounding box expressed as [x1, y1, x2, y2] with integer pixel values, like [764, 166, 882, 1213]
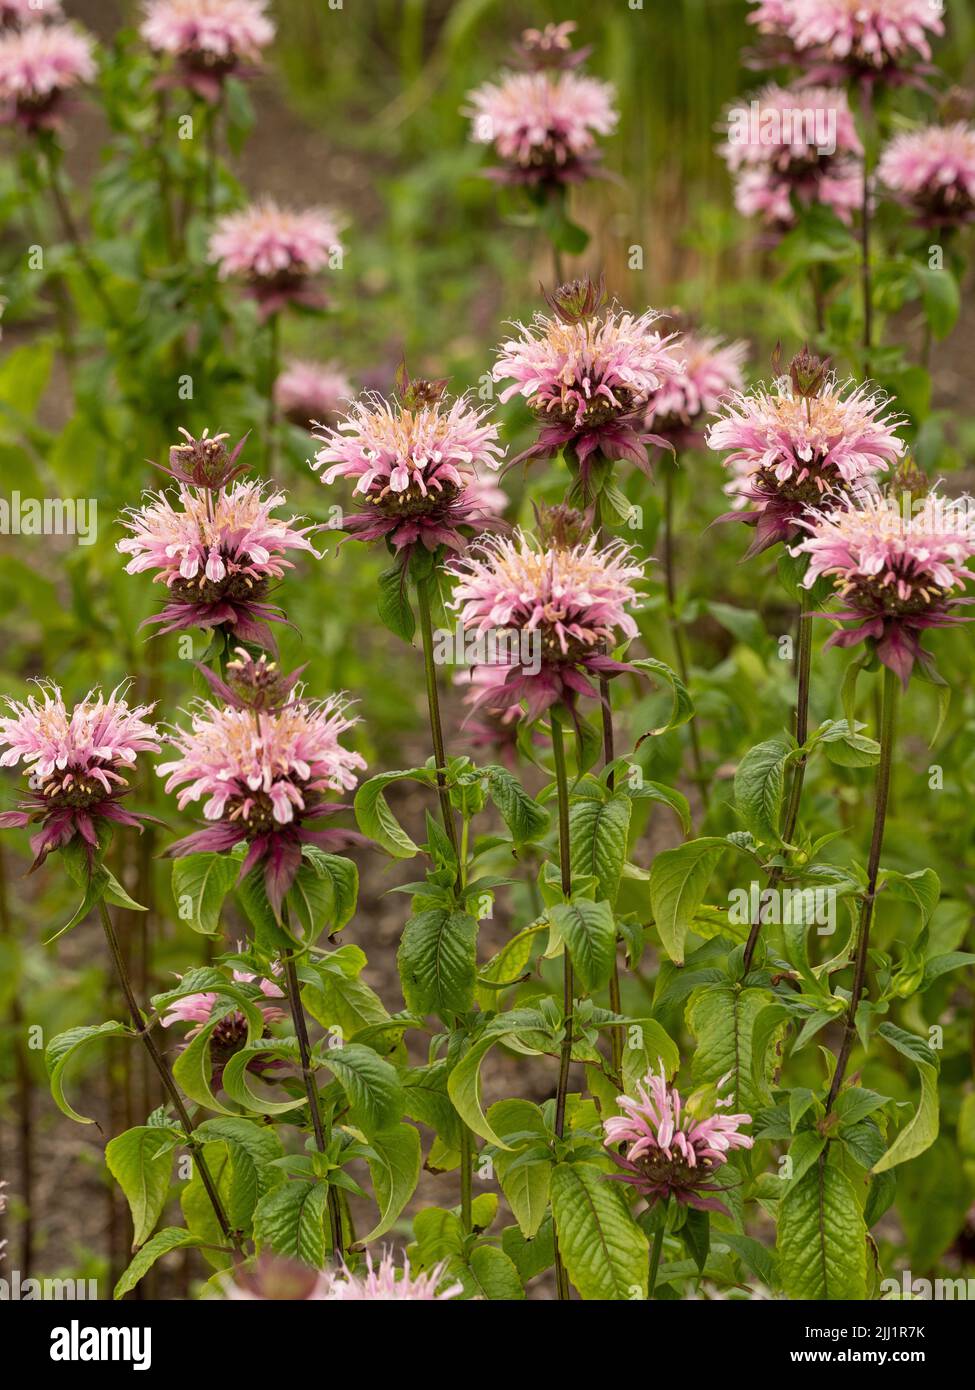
[872, 1024, 939, 1173]
[398, 908, 477, 1019]
[488, 1100, 552, 1239]
[734, 739, 790, 845]
[777, 1161, 867, 1299]
[550, 1161, 649, 1300]
[686, 983, 782, 1113]
[485, 765, 549, 846]
[631, 657, 694, 737]
[171, 853, 238, 936]
[253, 1180, 328, 1267]
[113, 1227, 202, 1300]
[547, 899, 617, 992]
[354, 770, 425, 858]
[324, 1042, 404, 1133]
[446, 1244, 525, 1300]
[377, 564, 415, 642]
[106, 1125, 179, 1247]
[569, 793, 632, 905]
[649, 837, 728, 965]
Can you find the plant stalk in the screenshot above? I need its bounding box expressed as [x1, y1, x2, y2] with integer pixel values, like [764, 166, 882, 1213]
[662, 465, 709, 809]
[826, 665, 899, 1112]
[598, 677, 624, 1081]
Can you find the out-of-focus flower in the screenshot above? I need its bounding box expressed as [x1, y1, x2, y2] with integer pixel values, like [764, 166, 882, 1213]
[448, 531, 645, 723]
[747, 0, 796, 36]
[646, 331, 748, 450]
[454, 666, 521, 768]
[794, 490, 975, 685]
[140, 0, 273, 100]
[788, 0, 943, 78]
[209, 199, 342, 318]
[707, 371, 905, 556]
[1, 0, 62, 31]
[325, 1250, 464, 1301]
[603, 1064, 753, 1214]
[0, 21, 95, 129]
[161, 958, 285, 1081]
[224, 1250, 463, 1301]
[0, 1180, 6, 1261]
[493, 301, 682, 490]
[721, 84, 861, 173]
[311, 386, 505, 563]
[732, 157, 863, 230]
[274, 359, 352, 430]
[0, 683, 160, 869]
[465, 67, 617, 187]
[159, 693, 365, 913]
[118, 479, 319, 650]
[514, 20, 589, 71]
[878, 123, 975, 228]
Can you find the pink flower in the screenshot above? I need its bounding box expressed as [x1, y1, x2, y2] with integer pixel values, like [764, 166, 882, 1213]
[878, 123, 975, 227]
[311, 387, 506, 562]
[646, 331, 748, 448]
[325, 1250, 463, 1302]
[603, 1064, 753, 1214]
[0, 683, 160, 868]
[140, 0, 273, 99]
[732, 156, 863, 229]
[209, 199, 342, 318]
[448, 530, 645, 722]
[159, 693, 366, 913]
[118, 477, 319, 650]
[794, 490, 975, 685]
[788, 0, 943, 76]
[465, 68, 617, 186]
[515, 21, 589, 71]
[161, 958, 285, 1079]
[274, 359, 353, 429]
[707, 373, 905, 556]
[493, 304, 682, 487]
[1, 0, 62, 30]
[747, 0, 796, 35]
[454, 666, 521, 768]
[721, 84, 861, 174]
[0, 21, 95, 129]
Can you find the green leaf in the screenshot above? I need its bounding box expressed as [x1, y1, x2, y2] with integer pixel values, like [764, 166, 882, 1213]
[324, 1043, 404, 1133]
[686, 983, 782, 1112]
[550, 1161, 649, 1300]
[621, 1019, 680, 1092]
[485, 765, 549, 846]
[569, 793, 632, 905]
[194, 1118, 285, 1231]
[113, 1227, 202, 1300]
[476, 924, 544, 1010]
[547, 899, 617, 993]
[734, 739, 790, 845]
[649, 837, 728, 965]
[288, 849, 358, 941]
[377, 564, 415, 643]
[354, 770, 425, 858]
[398, 908, 477, 1019]
[629, 780, 691, 835]
[253, 1181, 328, 1266]
[632, 657, 694, 737]
[105, 1125, 179, 1247]
[447, 1244, 526, 1300]
[361, 1123, 422, 1242]
[171, 853, 239, 936]
[222, 1040, 307, 1116]
[913, 263, 960, 341]
[872, 1024, 940, 1173]
[777, 1160, 867, 1299]
[880, 868, 940, 925]
[302, 962, 390, 1041]
[446, 1013, 542, 1148]
[46, 1021, 132, 1124]
[683, 1207, 710, 1273]
[488, 1100, 553, 1239]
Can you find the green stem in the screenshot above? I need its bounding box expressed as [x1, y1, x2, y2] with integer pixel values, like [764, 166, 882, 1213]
[663, 466, 709, 809]
[459, 1123, 473, 1232]
[265, 311, 280, 476]
[826, 666, 899, 1113]
[859, 85, 875, 370]
[97, 900, 242, 1253]
[742, 592, 814, 974]
[598, 676, 623, 1082]
[416, 576, 459, 853]
[40, 143, 122, 330]
[551, 711, 575, 1303]
[648, 1220, 665, 1299]
[281, 950, 344, 1260]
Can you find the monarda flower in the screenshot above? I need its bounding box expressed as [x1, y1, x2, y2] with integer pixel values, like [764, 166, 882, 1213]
[0, 21, 95, 130]
[325, 1251, 463, 1302]
[448, 531, 645, 723]
[140, 0, 274, 101]
[747, 0, 795, 36]
[311, 388, 505, 562]
[159, 693, 366, 913]
[514, 20, 589, 71]
[208, 199, 342, 318]
[1, 0, 62, 30]
[118, 479, 318, 649]
[878, 123, 975, 228]
[161, 959, 285, 1082]
[0, 683, 160, 868]
[645, 331, 748, 451]
[732, 157, 863, 230]
[794, 491, 975, 685]
[274, 359, 352, 430]
[707, 374, 906, 556]
[493, 304, 681, 489]
[603, 1065, 753, 1214]
[787, 0, 943, 79]
[465, 67, 617, 187]
[721, 84, 861, 174]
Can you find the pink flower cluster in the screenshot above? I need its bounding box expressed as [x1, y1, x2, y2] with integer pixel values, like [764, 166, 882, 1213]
[0, 20, 95, 128]
[494, 306, 681, 480]
[159, 693, 365, 911]
[721, 84, 863, 231]
[118, 478, 318, 647]
[141, 0, 273, 61]
[466, 67, 618, 186]
[795, 491, 975, 684]
[312, 390, 505, 559]
[788, 0, 943, 74]
[226, 1250, 462, 1301]
[707, 375, 906, 555]
[274, 359, 353, 429]
[646, 331, 748, 448]
[603, 1064, 753, 1213]
[448, 531, 645, 721]
[0, 683, 160, 867]
[1, 0, 62, 29]
[878, 123, 975, 227]
[162, 958, 285, 1077]
[209, 199, 342, 317]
